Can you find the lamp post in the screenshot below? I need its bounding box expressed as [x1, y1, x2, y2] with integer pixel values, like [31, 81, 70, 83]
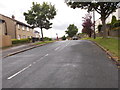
[56, 33, 58, 40]
[93, 9, 96, 39]
[92, 0, 97, 39]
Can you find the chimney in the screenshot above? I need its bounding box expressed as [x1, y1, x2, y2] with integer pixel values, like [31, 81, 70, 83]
[12, 15, 15, 19]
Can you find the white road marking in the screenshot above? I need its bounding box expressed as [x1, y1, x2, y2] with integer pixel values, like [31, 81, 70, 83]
[7, 53, 50, 80]
[54, 47, 60, 51]
[59, 42, 70, 51]
[7, 64, 32, 80]
[33, 62, 36, 64]
[45, 54, 49, 57]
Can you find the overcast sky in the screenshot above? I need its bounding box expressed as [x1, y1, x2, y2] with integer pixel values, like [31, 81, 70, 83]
[0, 0, 100, 38]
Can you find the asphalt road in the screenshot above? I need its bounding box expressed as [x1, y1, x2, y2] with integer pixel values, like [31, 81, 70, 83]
[2, 40, 118, 88]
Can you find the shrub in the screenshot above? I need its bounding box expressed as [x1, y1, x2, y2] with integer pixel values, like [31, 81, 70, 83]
[62, 35, 66, 40]
[43, 37, 52, 41]
[113, 20, 120, 28]
[97, 24, 102, 32]
[12, 38, 30, 44]
[111, 15, 117, 25]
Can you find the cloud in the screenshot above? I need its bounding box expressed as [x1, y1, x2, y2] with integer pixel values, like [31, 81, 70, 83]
[0, 0, 100, 38]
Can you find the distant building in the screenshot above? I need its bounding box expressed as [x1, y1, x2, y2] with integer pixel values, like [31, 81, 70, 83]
[0, 14, 36, 39]
[106, 8, 120, 23]
[95, 8, 120, 31]
[34, 30, 40, 38]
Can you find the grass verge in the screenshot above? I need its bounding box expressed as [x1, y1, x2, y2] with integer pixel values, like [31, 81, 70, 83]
[34, 41, 55, 45]
[82, 37, 119, 60]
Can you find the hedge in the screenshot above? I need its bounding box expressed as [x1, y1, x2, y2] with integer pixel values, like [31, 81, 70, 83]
[43, 37, 52, 41]
[111, 27, 120, 31]
[12, 38, 30, 44]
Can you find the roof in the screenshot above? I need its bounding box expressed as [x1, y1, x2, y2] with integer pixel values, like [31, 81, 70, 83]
[0, 14, 32, 28]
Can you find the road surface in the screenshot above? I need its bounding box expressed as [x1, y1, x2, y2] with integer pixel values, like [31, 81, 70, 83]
[2, 40, 118, 88]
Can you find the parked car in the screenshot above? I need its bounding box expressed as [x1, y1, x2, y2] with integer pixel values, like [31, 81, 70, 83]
[72, 36, 78, 40]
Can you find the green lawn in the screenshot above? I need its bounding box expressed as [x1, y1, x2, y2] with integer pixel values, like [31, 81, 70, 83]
[82, 37, 119, 58]
[34, 41, 55, 45]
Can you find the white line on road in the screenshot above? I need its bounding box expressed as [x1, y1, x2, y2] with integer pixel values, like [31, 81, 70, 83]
[33, 62, 36, 64]
[45, 54, 49, 57]
[7, 53, 50, 80]
[59, 42, 70, 51]
[7, 64, 32, 80]
[54, 47, 60, 51]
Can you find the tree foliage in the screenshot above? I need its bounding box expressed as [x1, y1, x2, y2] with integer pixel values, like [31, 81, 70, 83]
[65, 24, 78, 38]
[97, 24, 102, 32]
[62, 35, 66, 40]
[66, 1, 119, 38]
[111, 15, 117, 25]
[82, 13, 93, 37]
[24, 2, 56, 41]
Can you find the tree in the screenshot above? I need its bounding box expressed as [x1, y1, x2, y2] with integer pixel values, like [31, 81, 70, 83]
[66, 1, 119, 38]
[65, 24, 78, 38]
[111, 15, 117, 26]
[24, 2, 56, 41]
[82, 13, 93, 37]
[97, 24, 102, 32]
[62, 35, 66, 40]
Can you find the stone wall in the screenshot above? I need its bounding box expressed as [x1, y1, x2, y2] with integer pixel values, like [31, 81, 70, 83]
[0, 35, 12, 48]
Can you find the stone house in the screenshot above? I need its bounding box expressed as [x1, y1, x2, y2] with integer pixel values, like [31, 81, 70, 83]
[0, 14, 37, 39]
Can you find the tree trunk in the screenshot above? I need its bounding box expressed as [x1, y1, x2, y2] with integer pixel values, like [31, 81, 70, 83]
[89, 29, 91, 38]
[40, 27, 44, 41]
[101, 18, 107, 38]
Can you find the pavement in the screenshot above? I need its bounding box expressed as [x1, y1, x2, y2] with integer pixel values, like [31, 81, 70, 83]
[2, 40, 118, 88]
[2, 42, 50, 58]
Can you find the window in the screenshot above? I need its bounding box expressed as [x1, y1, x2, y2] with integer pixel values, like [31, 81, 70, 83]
[17, 35, 21, 40]
[22, 26, 25, 30]
[17, 24, 20, 29]
[30, 28, 33, 32]
[23, 35, 26, 38]
[27, 27, 29, 31]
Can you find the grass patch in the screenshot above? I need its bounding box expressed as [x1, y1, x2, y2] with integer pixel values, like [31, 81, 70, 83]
[82, 37, 118, 58]
[34, 41, 54, 45]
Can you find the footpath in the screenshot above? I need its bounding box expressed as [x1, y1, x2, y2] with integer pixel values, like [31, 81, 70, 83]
[2, 41, 53, 58]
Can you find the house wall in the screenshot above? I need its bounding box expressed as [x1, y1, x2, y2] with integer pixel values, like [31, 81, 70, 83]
[0, 14, 16, 39]
[0, 16, 12, 47]
[16, 24, 35, 39]
[0, 21, 4, 36]
[0, 35, 12, 48]
[0, 14, 36, 40]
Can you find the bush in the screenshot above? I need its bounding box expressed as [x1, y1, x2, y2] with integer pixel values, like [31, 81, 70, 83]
[62, 35, 66, 40]
[111, 15, 117, 25]
[113, 20, 120, 28]
[97, 24, 102, 32]
[12, 38, 30, 44]
[43, 37, 52, 41]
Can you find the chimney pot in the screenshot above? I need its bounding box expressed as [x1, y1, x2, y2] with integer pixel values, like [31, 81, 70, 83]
[12, 15, 15, 19]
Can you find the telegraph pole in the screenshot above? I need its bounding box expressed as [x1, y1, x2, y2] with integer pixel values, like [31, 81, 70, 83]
[93, 9, 96, 39]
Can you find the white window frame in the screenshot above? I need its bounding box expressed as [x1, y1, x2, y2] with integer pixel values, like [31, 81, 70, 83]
[17, 24, 20, 29]
[17, 35, 21, 40]
[22, 26, 25, 30]
[27, 27, 29, 31]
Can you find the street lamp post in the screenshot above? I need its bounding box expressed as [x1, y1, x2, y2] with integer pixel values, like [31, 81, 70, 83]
[56, 33, 58, 40]
[93, 9, 96, 39]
